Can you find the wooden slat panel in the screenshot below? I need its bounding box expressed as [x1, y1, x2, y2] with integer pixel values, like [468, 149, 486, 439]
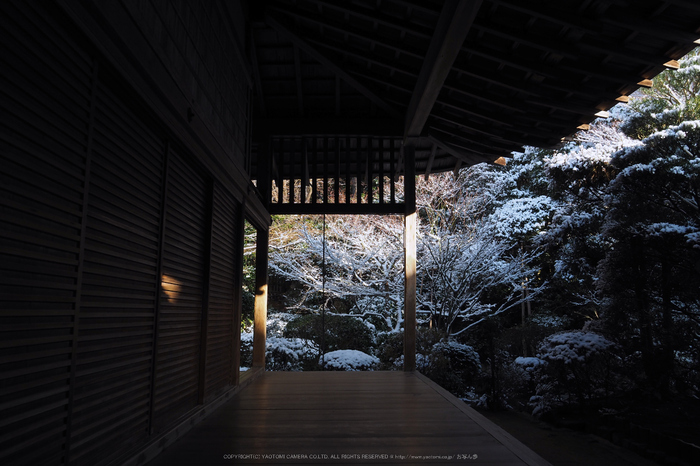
[69, 72, 164, 465]
[269, 136, 405, 213]
[204, 185, 240, 401]
[0, 2, 90, 464]
[153, 149, 207, 432]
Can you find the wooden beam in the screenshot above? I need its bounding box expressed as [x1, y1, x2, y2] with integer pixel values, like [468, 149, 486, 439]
[257, 138, 271, 207]
[306, 37, 418, 79]
[404, 0, 483, 138]
[252, 227, 269, 369]
[489, 0, 601, 34]
[424, 143, 437, 180]
[525, 97, 611, 117]
[265, 14, 402, 119]
[428, 112, 534, 145]
[313, 0, 434, 40]
[455, 46, 560, 81]
[335, 76, 340, 116]
[450, 61, 542, 96]
[250, 36, 266, 118]
[428, 124, 520, 154]
[600, 10, 700, 48]
[293, 45, 304, 117]
[427, 134, 494, 166]
[403, 144, 417, 372]
[433, 97, 515, 127]
[253, 118, 403, 139]
[453, 159, 462, 178]
[268, 3, 425, 60]
[472, 22, 579, 60]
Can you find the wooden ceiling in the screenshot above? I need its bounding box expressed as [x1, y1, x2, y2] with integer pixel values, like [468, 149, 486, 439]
[250, 0, 700, 177]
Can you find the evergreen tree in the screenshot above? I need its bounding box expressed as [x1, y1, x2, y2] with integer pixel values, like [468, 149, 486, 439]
[621, 48, 700, 139]
[598, 121, 700, 395]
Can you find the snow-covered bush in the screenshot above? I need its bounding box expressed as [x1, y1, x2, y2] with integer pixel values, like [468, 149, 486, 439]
[266, 337, 317, 371]
[514, 356, 546, 377]
[530, 331, 619, 415]
[240, 330, 254, 369]
[419, 340, 482, 398]
[490, 355, 546, 411]
[537, 331, 614, 364]
[322, 350, 379, 371]
[283, 313, 375, 355]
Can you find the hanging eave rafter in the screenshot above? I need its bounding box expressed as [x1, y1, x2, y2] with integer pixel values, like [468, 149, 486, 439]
[404, 0, 483, 139]
[264, 13, 402, 119]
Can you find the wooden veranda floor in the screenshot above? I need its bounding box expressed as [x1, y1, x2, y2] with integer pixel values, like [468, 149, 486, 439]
[144, 371, 551, 465]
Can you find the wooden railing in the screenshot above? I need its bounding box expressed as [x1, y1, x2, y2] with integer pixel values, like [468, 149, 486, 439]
[265, 136, 407, 214]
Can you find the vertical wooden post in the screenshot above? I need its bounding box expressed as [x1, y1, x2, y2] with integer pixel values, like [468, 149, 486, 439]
[404, 144, 417, 372]
[252, 227, 269, 368]
[258, 138, 271, 208]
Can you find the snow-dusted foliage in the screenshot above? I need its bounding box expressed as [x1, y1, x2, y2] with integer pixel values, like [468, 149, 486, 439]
[528, 331, 621, 415]
[266, 337, 317, 371]
[621, 48, 700, 139]
[418, 227, 545, 336]
[322, 350, 379, 371]
[548, 121, 641, 173]
[596, 118, 700, 395]
[537, 331, 615, 364]
[413, 339, 482, 397]
[269, 215, 405, 332]
[514, 356, 545, 372]
[488, 196, 558, 239]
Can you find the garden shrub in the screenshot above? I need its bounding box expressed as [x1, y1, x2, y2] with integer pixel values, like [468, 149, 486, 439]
[284, 313, 375, 354]
[529, 330, 620, 415]
[266, 337, 317, 371]
[322, 350, 379, 371]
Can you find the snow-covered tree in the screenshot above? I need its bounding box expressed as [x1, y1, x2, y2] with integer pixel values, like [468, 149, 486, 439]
[598, 120, 700, 395]
[269, 215, 405, 332]
[418, 226, 545, 336]
[621, 48, 700, 140]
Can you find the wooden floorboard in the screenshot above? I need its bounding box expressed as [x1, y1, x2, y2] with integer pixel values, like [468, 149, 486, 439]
[144, 371, 551, 465]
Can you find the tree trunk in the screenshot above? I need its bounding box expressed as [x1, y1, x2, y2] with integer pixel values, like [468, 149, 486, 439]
[633, 239, 660, 393]
[659, 257, 674, 396]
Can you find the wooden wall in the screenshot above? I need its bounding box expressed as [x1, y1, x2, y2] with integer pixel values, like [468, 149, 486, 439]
[0, 1, 253, 464]
[118, 0, 252, 171]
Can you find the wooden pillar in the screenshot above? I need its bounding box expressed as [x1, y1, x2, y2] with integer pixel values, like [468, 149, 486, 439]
[252, 227, 269, 368]
[404, 144, 417, 372]
[258, 138, 271, 208]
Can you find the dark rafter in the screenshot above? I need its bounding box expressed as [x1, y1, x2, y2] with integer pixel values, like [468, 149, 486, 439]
[427, 134, 492, 166]
[404, 0, 483, 139]
[293, 45, 304, 116]
[265, 14, 402, 119]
